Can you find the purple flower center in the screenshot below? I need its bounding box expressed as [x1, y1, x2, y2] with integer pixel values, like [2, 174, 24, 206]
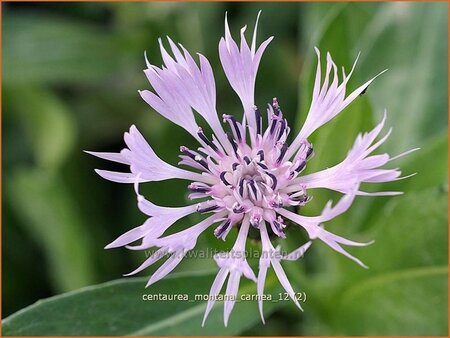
[184, 99, 312, 240]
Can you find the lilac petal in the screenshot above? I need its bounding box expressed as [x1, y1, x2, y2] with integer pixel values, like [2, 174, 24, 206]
[389, 148, 420, 162]
[154, 212, 226, 248]
[278, 189, 357, 225]
[137, 194, 198, 217]
[125, 212, 223, 255]
[257, 260, 269, 324]
[142, 37, 231, 151]
[240, 261, 257, 282]
[271, 259, 302, 311]
[202, 268, 229, 327]
[317, 235, 369, 269]
[318, 229, 374, 247]
[146, 251, 186, 287]
[283, 241, 312, 261]
[341, 69, 387, 110]
[94, 169, 141, 183]
[363, 169, 401, 182]
[105, 220, 153, 249]
[223, 270, 241, 327]
[121, 125, 208, 183]
[292, 112, 414, 193]
[85, 151, 130, 165]
[124, 247, 168, 276]
[288, 52, 386, 158]
[139, 76, 199, 138]
[125, 216, 189, 250]
[357, 190, 403, 196]
[219, 13, 273, 131]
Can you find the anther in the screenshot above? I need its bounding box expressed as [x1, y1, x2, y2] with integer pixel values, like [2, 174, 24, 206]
[180, 146, 209, 169]
[197, 204, 219, 214]
[232, 202, 245, 214]
[271, 220, 286, 238]
[276, 142, 289, 163]
[277, 119, 286, 141]
[272, 97, 280, 113]
[243, 156, 251, 165]
[257, 150, 264, 161]
[254, 106, 262, 135]
[223, 114, 242, 142]
[294, 160, 306, 172]
[197, 127, 219, 153]
[306, 144, 314, 159]
[188, 183, 210, 193]
[238, 178, 244, 196]
[265, 172, 278, 190]
[194, 155, 209, 170]
[257, 162, 268, 170]
[269, 114, 278, 135]
[290, 194, 309, 205]
[214, 220, 232, 240]
[248, 180, 258, 197]
[226, 132, 239, 157]
[232, 162, 239, 171]
[220, 172, 232, 186]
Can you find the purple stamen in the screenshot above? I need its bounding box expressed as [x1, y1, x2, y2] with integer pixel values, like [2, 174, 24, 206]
[220, 172, 232, 186]
[294, 160, 306, 172]
[181, 146, 209, 169]
[232, 204, 245, 214]
[238, 178, 244, 196]
[257, 162, 268, 170]
[271, 220, 286, 238]
[188, 183, 210, 193]
[197, 204, 219, 214]
[248, 180, 258, 197]
[269, 115, 278, 135]
[214, 220, 231, 239]
[277, 119, 286, 141]
[254, 107, 262, 135]
[226, 132, 239, 157]
[306, 144, 314, 159]
[265, 171, 278, 190]
[223, 114, 242, 142]
[257, 150, 264, 161]
[276, 142, 289, 163]
[197, 127, 219, 153]
[272, 97, 281, 114]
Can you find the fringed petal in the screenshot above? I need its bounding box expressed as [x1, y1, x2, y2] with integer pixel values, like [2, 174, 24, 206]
[292, 113, 414, 194]
[219, 12, 273, 132]
[287, 49, 386, 158]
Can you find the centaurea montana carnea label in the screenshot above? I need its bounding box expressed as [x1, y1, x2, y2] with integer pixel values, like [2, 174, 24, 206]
[87, 12, 417, 326]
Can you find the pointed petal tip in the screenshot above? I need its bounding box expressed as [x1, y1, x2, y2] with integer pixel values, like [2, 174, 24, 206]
[145, 278, 155, 288]
[104, 243, 116, 250]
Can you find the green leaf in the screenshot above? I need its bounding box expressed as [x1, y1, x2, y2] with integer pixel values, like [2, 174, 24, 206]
[334, 266, 447, 335]
[353, 2, 448, 153]
[352, 132, 448, 232]
[302, 186, 448, 335]
[3, 271, 282, 336]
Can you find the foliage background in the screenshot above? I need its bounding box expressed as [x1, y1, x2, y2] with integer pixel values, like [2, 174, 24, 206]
[2, 2, 448, 336]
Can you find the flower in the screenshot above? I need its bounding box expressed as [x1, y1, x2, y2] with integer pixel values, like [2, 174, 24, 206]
[87, 12, 416, 326]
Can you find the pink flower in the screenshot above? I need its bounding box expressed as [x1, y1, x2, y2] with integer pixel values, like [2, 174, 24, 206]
[87, 12, 416, 326]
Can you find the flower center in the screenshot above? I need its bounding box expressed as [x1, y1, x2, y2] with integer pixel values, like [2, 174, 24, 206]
[183, 98, 314, 239]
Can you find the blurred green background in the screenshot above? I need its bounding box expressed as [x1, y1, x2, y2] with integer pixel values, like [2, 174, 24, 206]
[2, 2, 448, 336]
